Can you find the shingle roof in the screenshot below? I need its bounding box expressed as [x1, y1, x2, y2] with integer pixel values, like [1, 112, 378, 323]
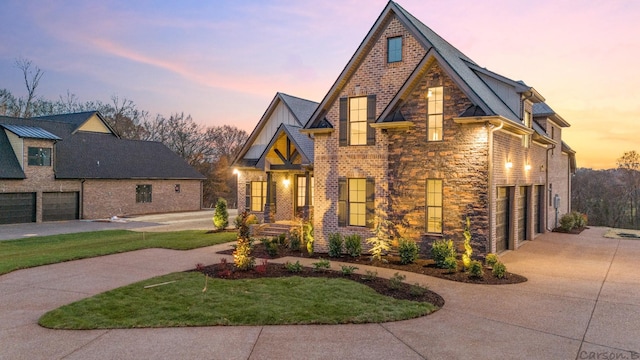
[0, 124, 62, 140]
[279, 93, 318, 127]
[282, 124, 314, 162]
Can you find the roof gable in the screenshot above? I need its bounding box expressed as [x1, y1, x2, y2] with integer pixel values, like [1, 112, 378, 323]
[255, 123, 314, 170]
[232, 93, 318, 167]
[33, 111, 118, 137]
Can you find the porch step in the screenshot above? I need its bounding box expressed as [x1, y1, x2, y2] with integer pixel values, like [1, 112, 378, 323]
[254, 223, 294, 238]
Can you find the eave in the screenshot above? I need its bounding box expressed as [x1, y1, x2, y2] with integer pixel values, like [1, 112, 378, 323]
[370, 121, 414, 129]
[453, 115, 533, 135]
[299, 128, 334, 135]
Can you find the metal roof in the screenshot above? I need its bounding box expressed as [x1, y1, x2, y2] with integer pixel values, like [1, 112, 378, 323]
[1, 124, 62, 140]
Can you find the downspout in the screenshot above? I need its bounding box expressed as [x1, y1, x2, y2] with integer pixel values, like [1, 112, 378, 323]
[545, 144, 556, 231]
[487, 120, 503, 253]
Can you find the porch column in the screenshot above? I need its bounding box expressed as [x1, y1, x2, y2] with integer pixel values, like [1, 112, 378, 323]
[301, 170, 312, 220]
[264, 171, 273, 223]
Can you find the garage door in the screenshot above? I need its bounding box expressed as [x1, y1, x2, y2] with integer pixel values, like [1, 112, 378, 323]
[495, 187, 510, 252]
[533, 185, 543, 234]
[517, 186, 528, 244]
[43, 192, 79, 222]
[0, 193, 36, 224]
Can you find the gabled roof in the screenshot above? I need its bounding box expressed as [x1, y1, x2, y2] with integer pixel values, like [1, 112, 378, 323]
[232, 92, 318, 167]
[533, 102, 570, 127]
[0, 124, 62, 140]
[255, 123, 314, 170]
[0, 126, 25, 179]
[33, 111, 119, 137]
[305, 1, 555, 130]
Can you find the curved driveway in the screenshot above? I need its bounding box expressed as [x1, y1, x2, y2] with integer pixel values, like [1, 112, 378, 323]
[0, 227, 638, 359]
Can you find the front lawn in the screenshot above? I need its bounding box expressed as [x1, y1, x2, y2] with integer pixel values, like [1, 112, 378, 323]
[39, 271, 438, 329]
[0, 230, 236, 275]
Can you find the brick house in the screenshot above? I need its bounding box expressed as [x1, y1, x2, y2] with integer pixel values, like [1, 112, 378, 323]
[233, 1, 575, 255]
[0, 111, 205, 224]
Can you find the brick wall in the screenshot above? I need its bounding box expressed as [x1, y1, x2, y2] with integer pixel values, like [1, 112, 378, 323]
[236, 169, 303, 223]
[82, 179, 201, 219]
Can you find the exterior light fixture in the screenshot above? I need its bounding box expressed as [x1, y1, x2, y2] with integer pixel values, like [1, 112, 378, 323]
[232, 168, 239, 175]
[505, 160, 513, 169]
[283, 177, 290, 188]
[525, 163, 532, 171]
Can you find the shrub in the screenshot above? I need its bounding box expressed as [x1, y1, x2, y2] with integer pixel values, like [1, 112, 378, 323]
[443, 256, 458, 273]
[233, 211, 254, 270]
[311, 259, 331, 272]
[288, 229, 301, 251]
[303, 221, 314, 255]
[366, 218, 391, 261]
[572, 211, 588, 228]
[234, 215, 242, 229]
[344, 234, 362, 257]
[260, 238, 279, 257]
[340, 265, 358, 276]
[361, 269, 378, 281]
[462, 217, 473, 270]
[492, 261, 507, 279]
[328, 233, 343, 257]
[213, 198, 229, 230]
[388, 272, 406, 290]
[409, 283, 427, 297]
[277, 233, 287, 246]
[559, 212, 576, 232]
[431, 239, 456, 268]
[285, 261, 302, 273]
[398, 238, 419, 265]
[468, 260, 484, 278]
[246, 214, 259, 225]
[255, 259, 268, 274]
[485, 253, 499, 267]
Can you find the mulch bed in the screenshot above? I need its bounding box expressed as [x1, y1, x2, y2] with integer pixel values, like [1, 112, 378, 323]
[552, 226, 588, 234]
[193, 261, 445, 307]
[217, 244, 527, 285]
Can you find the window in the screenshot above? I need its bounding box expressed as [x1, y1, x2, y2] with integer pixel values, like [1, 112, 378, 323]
[426, 179, 443, 233]
[349, 97, 368, 145]
[296, 176, 314, 207]
[427, 86, 443, 141]
[338, 178, 374, 228]
[27, 147, 51, 166]
[522, 110, 531, 148]
[250, 181, 267, 212]
[387, 36, 402, 63]
[136, 185, 152, 203]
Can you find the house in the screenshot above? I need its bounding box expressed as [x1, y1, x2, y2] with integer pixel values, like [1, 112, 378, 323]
[232, 1, 575, 255]
[0, 111, 205, 224]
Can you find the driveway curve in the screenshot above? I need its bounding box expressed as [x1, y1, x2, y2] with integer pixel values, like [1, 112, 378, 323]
[0, 227, 638, 359]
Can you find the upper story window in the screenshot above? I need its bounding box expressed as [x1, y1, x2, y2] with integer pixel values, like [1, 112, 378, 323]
[349, 97, 368, 145]
[522, 110, 532, 148]
[27, 147, 52, 166]
[427, 86, 444, 141]
[387, 36, 402, 63]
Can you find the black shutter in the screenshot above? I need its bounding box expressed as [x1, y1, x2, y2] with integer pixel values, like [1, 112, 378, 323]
[245, 183, 251, 209]
[367, 95, 376, 145]
[338, 178, 347, 227]
[339, 97, 348, 146]
[366, 178, 375, 228]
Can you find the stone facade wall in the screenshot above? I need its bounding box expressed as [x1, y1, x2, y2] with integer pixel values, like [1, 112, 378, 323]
[312, 15, 426, 252]
[388, 62, 490, 255]
[82, 179, 201, 219]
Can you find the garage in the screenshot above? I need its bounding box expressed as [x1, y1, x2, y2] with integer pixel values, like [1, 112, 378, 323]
[517, 186, 528, 244]
[42, 192, 80, 222]
[0, 193, 36, 225]
[495, 187, 510, 252]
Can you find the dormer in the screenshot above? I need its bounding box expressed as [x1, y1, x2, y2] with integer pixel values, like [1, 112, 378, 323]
[0, 124, 61, 172]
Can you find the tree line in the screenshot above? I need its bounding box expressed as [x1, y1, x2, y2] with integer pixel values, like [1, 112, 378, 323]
[1, 59, 247, 208]
[572, 150, 640, 229]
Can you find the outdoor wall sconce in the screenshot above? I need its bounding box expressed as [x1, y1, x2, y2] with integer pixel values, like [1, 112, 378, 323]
[505, 160, 513, 169]
[232, 168, 239, 175]
[283, 177, 290, 188]
[525, 163, 532, 171]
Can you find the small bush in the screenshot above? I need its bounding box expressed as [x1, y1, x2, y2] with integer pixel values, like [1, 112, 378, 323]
[572, 211, 588, 228]
[361, 269, 378, 281]
[409, 283, 427, 297]
[277, 233, 287, 245]
[388, 272, 406, 290]
[398, 238, 419, 265]
[344, 234, 362, 257]
[246, 214, 259, 225]
[485, 253, 499, 267]
[288, 229, 301, 250]
[234, 215, 242, 229]
[559, 213, 576, 232]
[311, 259, 331, 272]
[328, 233, 343, 257]
[285, 261, 302, 273]
[213, 198, 229, 230]
[262, 239, 279, 257]
[255, 259, 268, 274]
[431, 239, 456, 268]
[468, 260, 484, 278]
[340, 265, 358, 276]
[443, 256, 458, 273]
[492, 261, 507, 279]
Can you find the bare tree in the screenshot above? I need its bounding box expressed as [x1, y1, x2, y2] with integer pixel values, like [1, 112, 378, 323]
[15, 58, 44, 118]
[206, 125, 248, 162]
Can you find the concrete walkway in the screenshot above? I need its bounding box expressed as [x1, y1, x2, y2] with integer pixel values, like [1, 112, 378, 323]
[0, 227, 638, 359]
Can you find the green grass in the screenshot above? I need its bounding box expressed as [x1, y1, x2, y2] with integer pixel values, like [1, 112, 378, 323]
[0, 230, 236, 275]
[39, 272, 437, 328]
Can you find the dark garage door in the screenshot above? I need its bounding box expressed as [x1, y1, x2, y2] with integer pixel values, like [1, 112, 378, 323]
[43, 192, 79, 221]
[517, 186, 528, 243]
[496, 187, 510, 252]
[0, 193, 36, 224]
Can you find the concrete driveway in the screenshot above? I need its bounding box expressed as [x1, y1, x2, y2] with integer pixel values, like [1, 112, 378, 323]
[0, 227, 638, 359]
[0, 210, 233, 241]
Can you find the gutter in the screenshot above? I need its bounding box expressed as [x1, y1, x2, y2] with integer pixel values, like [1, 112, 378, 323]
[487, 120, 503, 253]
[545, 144, 556, 231]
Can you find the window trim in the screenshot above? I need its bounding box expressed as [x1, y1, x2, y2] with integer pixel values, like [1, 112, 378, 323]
[387, 36, 402, 63]
[426, 179, 443, 234]
[249, 181, 267, 212]
[27, 147, 52, 166]
[338, 177, 374, 228]
[349, 96, 368, 146]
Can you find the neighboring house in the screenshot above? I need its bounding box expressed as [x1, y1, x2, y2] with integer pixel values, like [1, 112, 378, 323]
[0, 111, 205, 224]
[234, 1, 576, 255]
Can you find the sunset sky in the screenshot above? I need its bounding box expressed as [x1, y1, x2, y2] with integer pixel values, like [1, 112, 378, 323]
[1, 0, 638, 169]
